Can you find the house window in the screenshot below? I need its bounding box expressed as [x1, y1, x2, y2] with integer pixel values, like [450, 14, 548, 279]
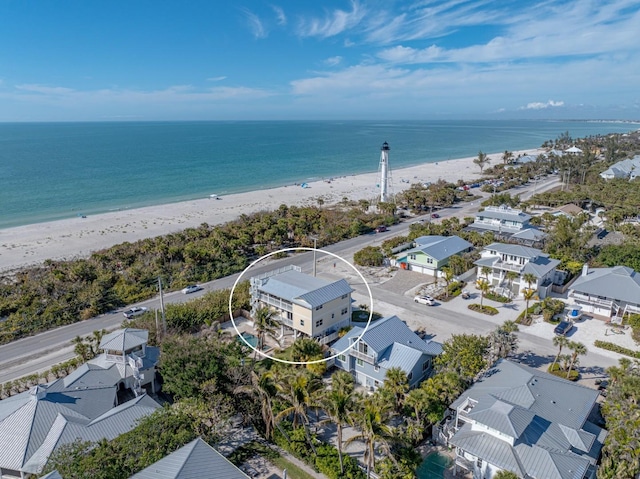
[358, 343, 368, 354]
[374, 380, 380, 387]
[374, 365, 379, 372]
[476, 458, 483, 468]
[357, 359, 364, 366]
[407, 372, 413, 381]
[341, 294, 348, 299]
[315, 319, 323, 327]
[338, 354, 346, 362]
[426, 257, 433, 264]
[286, 311, 292, 320]
[422, 360, 431, 371]
[331, 313, 335, 318]
[341, 308, 348, 315]
[300, 319, 305, 326]
[315, 305, 323, 311]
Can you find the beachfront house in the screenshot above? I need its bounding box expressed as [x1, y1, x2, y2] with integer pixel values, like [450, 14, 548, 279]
[438, 359, 607, 479]
[330, 315, 443, 391]
[568, 265, 640, 321]
[0, 329, 161, 478]
[599, 155, 640, 180]
[250, 265, 353, 345]
[394, 235, 473, 276]
[475, 243, 560, 298]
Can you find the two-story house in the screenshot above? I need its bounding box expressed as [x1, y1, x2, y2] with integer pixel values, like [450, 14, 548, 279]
[0, 329, 160, 479]
[569, 264, 640, 321]
[250, 265, 354, 344]
[394, 235, 473, 276]
[440, 359, 607, 479]
[330, 315, 442, 391]
[475, 242, 560, 298]
[467, 205, 547, 246]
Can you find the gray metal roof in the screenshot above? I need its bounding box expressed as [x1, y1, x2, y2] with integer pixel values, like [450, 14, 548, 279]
[511, 228, 548, 241]
[476, 206, 531, 223]
[600, 155, 640, 179]
[256, 270, 352, 308]
[41, 471, 63, 479]
[100, 328, 148, 352]
[331, 316, 442, 374]
[484, 242, 546, 259]
[570, 266, 640, 305]
[404, 235, 473, 261]
[522, 256, 561, 279]
[130, 437, 250, 479]
[449, 359, 603, 479]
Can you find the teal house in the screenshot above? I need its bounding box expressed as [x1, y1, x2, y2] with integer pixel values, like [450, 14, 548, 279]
[395, 235, 473, 276]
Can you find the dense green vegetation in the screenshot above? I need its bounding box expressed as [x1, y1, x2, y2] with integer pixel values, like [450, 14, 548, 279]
[0, 204, 393, 344]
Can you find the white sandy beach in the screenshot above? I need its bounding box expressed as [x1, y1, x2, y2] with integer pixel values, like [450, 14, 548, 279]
[0, 149, 542, 272]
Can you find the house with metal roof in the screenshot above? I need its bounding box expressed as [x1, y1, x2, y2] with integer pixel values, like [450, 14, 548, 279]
[569, 265, 640, 321]
[0, 329, 161, 479]
[130, 437, 250, 479]
[330, 315, 442, 391]
[466, 205, 547, 246]
[394, 235, 473, 276]
[439, 359, 607, 479]
[475, 243, 560, 298]
[599, 155, 640, 180]
[250, 265, 353, 345]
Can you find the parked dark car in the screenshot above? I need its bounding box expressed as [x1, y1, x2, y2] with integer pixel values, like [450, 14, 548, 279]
[431, 213, 440, 218]
[554, 320, 574, 336]
[375, 225, 388, 233]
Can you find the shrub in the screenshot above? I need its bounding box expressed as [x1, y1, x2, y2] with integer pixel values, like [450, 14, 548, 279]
[594, 340, 640, 359]
[353, 246, 385, 266]
[468, 304, 499, 315]
[315, 444, 366, 479]
[484, 291, 511, 303]
[547, 362, 579, 381]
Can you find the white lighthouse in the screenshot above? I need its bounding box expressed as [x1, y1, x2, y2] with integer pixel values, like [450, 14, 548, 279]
[379, 141, 392, 203]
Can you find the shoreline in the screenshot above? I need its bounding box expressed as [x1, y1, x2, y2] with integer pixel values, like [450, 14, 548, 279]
[0, 148, 542, 273]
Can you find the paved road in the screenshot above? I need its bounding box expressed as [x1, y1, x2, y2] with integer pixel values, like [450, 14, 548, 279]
[0, 176, 563, 383]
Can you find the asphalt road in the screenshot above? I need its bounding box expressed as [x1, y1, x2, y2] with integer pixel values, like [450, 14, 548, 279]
[0, 176, 564, 383]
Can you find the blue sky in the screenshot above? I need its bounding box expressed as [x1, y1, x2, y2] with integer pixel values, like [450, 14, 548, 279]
[0, 0, 639, 121]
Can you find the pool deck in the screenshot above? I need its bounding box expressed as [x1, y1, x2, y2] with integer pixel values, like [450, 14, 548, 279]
[417, 443, 469, 479]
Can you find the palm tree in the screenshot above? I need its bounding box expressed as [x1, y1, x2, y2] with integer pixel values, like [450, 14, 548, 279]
[346, 394, 396, 478]
[234, 370, 277, 439]
[522, 288, 536, 322]
[505, 270, 519, 297]
[481, 266, 492, 281]
[488, 321, 520, 363]
[441, 266, 454, 299]
[405, 387, 429, 425]
[551, 335, 569, 372]
[253, 306, 278, 359]
[566, 342, 587, 378]
[383, 367, 409, 412]
[473, 150, 490, 174]
[290, 337, 325, 374]
[477, 278, 491, 307]
[501, 150, 514, 165]
[320, 371, 354, 474]
[522, 273, 537, 292]
[274, 370, 323, 454]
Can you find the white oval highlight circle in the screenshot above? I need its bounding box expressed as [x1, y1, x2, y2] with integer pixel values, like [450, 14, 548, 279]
[228, 247, 374, 365]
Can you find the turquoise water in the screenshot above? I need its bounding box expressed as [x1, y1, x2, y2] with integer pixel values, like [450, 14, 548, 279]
[416, 452, 453, 478]
[238, 332, 259, 349]
[0, 120, 636, 228]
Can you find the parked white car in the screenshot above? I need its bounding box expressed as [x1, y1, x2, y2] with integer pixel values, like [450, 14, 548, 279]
[414, 295, 435, 306]
[123, 306, 148, 319]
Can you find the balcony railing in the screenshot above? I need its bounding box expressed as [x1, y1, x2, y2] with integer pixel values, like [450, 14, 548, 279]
[256, 293, 293, 312]
[105, 353, 125, 363]
[493, 260, 525, 273]
[349, 348, 376, 364]
[570, 292, 613, 307]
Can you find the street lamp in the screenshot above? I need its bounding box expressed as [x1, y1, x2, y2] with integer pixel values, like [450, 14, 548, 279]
[309, 235, 319, 277]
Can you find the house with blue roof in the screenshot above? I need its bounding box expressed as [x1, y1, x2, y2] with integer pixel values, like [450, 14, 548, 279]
[394, 235, 473, 276]
[250, 265, 354, 344]
[330, 315, 442, 391]
[440, 359, 607, 479]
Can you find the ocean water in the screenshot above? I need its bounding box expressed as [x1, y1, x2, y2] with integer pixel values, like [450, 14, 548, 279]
[0, 120, 636, 229]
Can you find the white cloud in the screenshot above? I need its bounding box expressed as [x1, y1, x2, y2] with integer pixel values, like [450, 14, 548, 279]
[241, 8, 267, 39]
[296, 0, 366, 38]
[272, 5, 287, 25]
[521, 100, 565, 110]
[324, 56, 343, 66]
[206, 76, 227, 82]
[15, 84, 75, 95]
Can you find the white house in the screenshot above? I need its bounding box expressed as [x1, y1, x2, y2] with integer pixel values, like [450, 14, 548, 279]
[475, 243, 560, 298]
[600, 155, 640, 180]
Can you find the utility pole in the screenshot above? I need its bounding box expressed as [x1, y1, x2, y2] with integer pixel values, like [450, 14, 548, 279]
[158, 276, 166, 337]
